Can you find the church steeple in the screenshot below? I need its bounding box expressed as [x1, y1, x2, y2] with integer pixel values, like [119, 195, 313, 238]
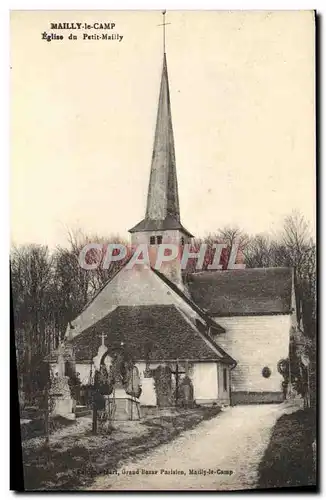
[145, 51, 180, 222]
[129, 12, 193, 241]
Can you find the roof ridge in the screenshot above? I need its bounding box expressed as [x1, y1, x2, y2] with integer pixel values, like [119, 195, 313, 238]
[191, 266, 292, 277]
[151, 267, 225, 333]
[175, 305, 235, 365]
[175, 306, 222, 358]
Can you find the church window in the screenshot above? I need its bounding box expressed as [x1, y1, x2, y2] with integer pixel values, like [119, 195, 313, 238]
[181, 237, 185, 246]
[223, 368, 228, 392]
[157, 235, 163, 244]
[150, 236, 156, 245]
[262, 366, 271, 378]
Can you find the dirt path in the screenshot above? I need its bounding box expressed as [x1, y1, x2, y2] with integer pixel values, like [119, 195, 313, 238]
[90, 403, 297, 491]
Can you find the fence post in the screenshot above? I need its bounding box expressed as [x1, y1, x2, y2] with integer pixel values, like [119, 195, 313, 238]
[92, 397, 97, 435]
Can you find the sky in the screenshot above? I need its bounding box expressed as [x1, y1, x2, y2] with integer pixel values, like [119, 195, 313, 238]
[11, 10, 316, 248]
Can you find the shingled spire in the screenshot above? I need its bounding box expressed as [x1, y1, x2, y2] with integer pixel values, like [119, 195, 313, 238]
[146, 52, 180, 221]
[129, 17, 193, 238]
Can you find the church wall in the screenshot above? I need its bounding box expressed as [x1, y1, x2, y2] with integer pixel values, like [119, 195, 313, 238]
[191, 362, 219, 404]
[212, 315, 291, 400]
[136, 361, 226, 407]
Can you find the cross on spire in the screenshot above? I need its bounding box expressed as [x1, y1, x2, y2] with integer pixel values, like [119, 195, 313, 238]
[157, 10, 171, 54]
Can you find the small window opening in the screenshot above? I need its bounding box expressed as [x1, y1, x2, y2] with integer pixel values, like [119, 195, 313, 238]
[157, 235, 163, 245]
[150, 236, 156, 245]
[181, 237, 185, 246]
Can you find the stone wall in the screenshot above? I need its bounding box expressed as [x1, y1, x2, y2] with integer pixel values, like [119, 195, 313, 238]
[192, 362, 219, 404]
[230, 391, 284, 405]
[213, 314, 291, 400]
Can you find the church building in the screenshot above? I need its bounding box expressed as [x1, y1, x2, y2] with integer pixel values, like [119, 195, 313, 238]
[48, 27, 297, 408]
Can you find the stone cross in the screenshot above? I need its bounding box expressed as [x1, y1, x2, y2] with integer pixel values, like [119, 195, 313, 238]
[99, 333, 107, 347]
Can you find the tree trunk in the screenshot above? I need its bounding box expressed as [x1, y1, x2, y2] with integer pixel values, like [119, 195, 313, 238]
[92, 404, 97, 434]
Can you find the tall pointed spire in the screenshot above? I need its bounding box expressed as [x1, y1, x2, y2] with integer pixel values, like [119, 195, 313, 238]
[145, 51, 180, 221]
[129, 12, 193, 238]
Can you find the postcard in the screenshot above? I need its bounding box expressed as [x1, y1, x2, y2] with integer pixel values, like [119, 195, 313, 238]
[11, 10, 317, 491]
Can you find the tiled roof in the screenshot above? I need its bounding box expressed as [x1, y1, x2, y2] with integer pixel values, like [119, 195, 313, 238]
[128, 216, 193, 237]
[152, 268, 225, 333]
[69, 305, 234, 363]
[188, 267, 293, 316]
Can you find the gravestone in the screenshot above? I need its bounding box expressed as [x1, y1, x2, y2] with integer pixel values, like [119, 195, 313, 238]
[139, 366, 157, 407]
[178, 361, 194, 408]
[153, 365, 172, 408]
[93, 333, 109, 371]
[49, 375, 75, 420]
[108, 352, 141, 421]
[178, 375, 194, 408]
[49, 343, 76, 420]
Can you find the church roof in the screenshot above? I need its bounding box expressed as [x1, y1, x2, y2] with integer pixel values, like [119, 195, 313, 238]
[129, 52, 192, 237]
[129, 216, 193, 237]
[188, 267, 293, 316]
[68, 304, 235, 363]
[151, 267, 225, 333]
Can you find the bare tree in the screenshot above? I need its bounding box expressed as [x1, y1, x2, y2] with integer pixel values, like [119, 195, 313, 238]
[281, 211, 313, 274]
[216, 226, 249, 251]
[11, 244, 56, 402]
[242, 233, 273, 268]
[61, 228, 130, 295]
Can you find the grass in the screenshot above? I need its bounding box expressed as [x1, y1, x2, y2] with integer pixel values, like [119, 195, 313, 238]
[21, 415, 76, 440]
[22, 405, 221, 491]
[257, 408, 316, 490]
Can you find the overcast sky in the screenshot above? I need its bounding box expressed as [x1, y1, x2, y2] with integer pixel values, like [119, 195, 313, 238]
[11, 10, 315, 248]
